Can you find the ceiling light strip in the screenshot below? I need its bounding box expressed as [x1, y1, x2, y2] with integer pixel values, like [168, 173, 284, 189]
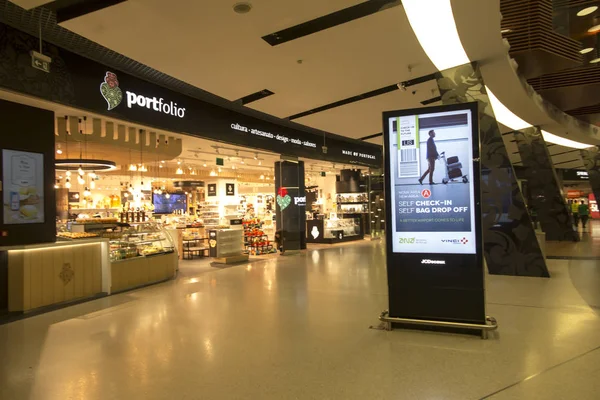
[402, 0, 594, 150]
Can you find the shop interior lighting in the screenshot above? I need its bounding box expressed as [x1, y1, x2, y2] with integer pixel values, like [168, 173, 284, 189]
[588, 17, 600, 32]
[77, 176, 85, 185]
[129, 164, 138, 171]
[403, 0, 595, 150]
[203, 163, 207, 167]
[210, 170, 217, 177]
[65, 181, 71, 189]
[56, 146, 63, 155]
[90, 180, 96, 189]
[165, 193, 170, 199]
[78, 166, 84, 175]
[218, 167, 222, 173]
[579, 6, 599, 17]
[65, 170, 71, 177]
[176, 167, 183, 175]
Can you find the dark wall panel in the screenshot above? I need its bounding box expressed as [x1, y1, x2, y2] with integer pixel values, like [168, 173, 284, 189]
[0, 99, 56, 246]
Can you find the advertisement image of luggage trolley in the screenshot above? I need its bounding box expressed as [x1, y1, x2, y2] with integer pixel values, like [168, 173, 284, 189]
[439, 151, 469, 184]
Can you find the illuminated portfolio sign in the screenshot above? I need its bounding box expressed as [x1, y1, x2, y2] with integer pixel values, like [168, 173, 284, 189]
[101, 71, 186, 118]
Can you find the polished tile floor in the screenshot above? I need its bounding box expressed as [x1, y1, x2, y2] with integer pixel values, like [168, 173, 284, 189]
[1, 240, 600, 399]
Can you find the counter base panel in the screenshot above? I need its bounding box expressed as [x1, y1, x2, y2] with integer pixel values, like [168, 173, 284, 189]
[213, 254, 249, 264]
[110, 252, 177, 293]
[8, 241, 105, 312]
[308, 235, 365, 244]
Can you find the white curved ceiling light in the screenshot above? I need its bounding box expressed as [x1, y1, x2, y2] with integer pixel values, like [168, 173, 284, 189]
[577, 6, 598, 17]
[580, 47, 594, 54]
[485, 88, 531, 130]
[402, 0, 593, 150]
[540, 131, 593, 149]
[402, 0, 469, 71]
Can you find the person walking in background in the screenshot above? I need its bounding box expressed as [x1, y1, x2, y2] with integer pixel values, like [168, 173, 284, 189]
[571, 200, 580, 227]
[579, 200, 589, 230]
[529, 204, 538, 230]
[418, 130, 439, 185]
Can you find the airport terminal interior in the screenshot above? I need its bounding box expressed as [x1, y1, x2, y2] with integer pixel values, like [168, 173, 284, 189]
[1, 0, 600, 399]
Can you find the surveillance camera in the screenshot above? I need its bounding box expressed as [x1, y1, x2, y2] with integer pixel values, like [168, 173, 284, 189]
[322, 145, 328, 154]
[412, 90, 417, 95]
[397, 82, 407, 91]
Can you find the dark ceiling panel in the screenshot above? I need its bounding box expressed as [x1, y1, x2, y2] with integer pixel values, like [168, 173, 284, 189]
[287, 84, 399, 120]
[261, 0, 400, 46]
[48, 0, 127, 24]
[236, 89, 274, 106]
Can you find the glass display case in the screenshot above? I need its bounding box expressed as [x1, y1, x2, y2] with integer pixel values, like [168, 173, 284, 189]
[336, 193, 368, 214]
[306, 216, 364, 244]
[324, 218, 361, 238]
[109, 221, 175, 262]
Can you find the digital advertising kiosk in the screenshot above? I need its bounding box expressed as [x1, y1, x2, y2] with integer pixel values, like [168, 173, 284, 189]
[379, 102, 497, 338]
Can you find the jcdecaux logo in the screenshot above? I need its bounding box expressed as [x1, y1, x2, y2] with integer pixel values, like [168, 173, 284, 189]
[100, 71, 186, 118]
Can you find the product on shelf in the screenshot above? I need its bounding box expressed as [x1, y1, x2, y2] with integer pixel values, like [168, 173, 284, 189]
[242, 218, 277, 255]
[75, 217, 119, 224]
[57, 232, 99, 239]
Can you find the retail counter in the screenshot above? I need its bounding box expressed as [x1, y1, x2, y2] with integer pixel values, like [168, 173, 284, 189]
[306, 216, 364, 244]
[1, 238, 110, 312]
[2, 221, 180, 312]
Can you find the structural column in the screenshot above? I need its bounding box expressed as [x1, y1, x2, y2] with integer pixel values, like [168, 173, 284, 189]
[514, 127, 578, 241]
[435, 63, 549, 277]
[274, 160, 306, 252]
[580, 146, 600, 204]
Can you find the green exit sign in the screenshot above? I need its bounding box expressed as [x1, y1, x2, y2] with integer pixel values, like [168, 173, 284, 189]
[321, 171, 326, 177]
[216, 157, 224, 166]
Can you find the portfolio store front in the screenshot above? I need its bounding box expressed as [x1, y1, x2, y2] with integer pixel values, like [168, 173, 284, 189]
[0, 22, 381, 316]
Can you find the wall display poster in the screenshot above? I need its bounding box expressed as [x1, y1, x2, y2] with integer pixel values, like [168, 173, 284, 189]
[207, 184, 217, 197]
[2, 149, 45, 224]
[226, 183, 235, 196]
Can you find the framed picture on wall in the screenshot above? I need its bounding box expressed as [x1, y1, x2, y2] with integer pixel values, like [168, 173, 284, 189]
[226, 183, 235, 196]
[208, 184, 217, 196]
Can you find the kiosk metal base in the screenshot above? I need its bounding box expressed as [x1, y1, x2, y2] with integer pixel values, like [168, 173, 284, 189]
[379, 310, 498, 339]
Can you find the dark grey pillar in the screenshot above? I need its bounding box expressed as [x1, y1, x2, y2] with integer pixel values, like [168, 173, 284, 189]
[580, 146, 600, 203]
[514, 127, 578, 241]
[275, 161, 306, 251]
[435, 63, 549, 277]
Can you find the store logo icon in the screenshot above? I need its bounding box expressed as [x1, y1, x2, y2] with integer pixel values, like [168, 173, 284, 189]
[461, 237, 468, 244]
[100, 71, 122, 110]
[276, 187, 292, 210]
[421, 189, 431, 198]
[311, 226, 320, 239]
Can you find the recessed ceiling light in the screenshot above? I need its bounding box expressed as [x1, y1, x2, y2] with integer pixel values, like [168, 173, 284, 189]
[588, 24, 600, 33]
[578, 6, 598, 17]
[590, 57, 600, 63]
[233, 2, 252, 14]
[581, 47, 594, 54]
